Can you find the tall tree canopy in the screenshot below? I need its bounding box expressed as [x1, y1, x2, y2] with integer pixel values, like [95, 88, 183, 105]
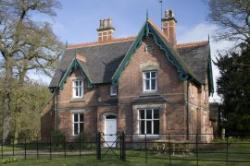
[0, 0, 63, 80]
[0, 0, 64, 142]
[216, 43, 250, 135]
[208, 0, 250, 43]
[0, 80, 52, 141]
[209, 0, 250, 135]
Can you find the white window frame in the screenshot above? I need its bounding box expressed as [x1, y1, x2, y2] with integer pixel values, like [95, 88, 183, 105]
[110, 84, 118, 96]
[143, 71, 157, 93]
[138, 108, 160, 135]
[72, 113, 84, 136]
[72, 79, 84, 99]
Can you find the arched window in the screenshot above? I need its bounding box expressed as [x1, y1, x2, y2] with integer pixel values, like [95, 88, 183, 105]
[106, 115, 116, 119]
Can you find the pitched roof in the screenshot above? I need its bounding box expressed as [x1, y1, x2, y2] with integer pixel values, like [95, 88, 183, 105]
[49, 38, 134, 87]
[57, 58, 93, 89]
[177, 41, 214, 93]
[177, 41, 210, 84]
[111, 20, 201, 85]
[49, 20, 213, 92]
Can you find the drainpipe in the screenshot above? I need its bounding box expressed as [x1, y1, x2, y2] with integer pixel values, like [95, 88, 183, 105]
[185, 81, 190, 140]
[53, 88, 59, 132]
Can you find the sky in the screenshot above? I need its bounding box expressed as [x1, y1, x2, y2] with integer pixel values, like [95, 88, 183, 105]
[50, 0, 210, 43]
[30, 0, 235, 102]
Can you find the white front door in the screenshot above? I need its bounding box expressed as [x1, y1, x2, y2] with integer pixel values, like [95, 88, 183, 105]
[104, 115, 117, 147]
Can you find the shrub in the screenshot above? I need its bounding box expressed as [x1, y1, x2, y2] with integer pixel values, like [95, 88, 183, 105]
[74, 133, 87, 143]
[67, 133, 95, 151]
[51, 130, 65, 147]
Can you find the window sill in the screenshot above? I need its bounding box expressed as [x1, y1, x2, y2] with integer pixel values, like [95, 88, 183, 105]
[140, 91, 159, 96]
[72, 134, 83, 138]
[137, 134, 160, 138]
[133, 134, 160, 140]
[70, 98, 85, 103]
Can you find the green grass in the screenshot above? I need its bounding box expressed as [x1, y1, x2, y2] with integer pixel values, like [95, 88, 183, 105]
[1, 155, 250, 166]
[1, 140, 250, 166]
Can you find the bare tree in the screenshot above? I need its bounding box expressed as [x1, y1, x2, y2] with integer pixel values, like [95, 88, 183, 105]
[0, 0, 64, 142]
[208, 0, 250, 43]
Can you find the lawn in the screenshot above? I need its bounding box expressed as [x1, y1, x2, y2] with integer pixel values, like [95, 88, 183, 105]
[1, 139, 250, 165]
[1, 155, 250, 166]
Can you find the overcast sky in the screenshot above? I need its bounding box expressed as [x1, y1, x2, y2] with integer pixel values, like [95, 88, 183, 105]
[30, 0, 235, 102]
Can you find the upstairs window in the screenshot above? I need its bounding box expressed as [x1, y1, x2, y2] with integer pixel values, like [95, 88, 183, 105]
[73, 79, 84, 98]
[110, 84, 118, 96]
[139, 109, 160, 135]
[143, 71, 157, 92]
[72, 113, 84, 136]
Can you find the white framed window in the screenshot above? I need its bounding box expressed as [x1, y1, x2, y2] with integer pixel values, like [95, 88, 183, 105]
[72, 79, 84, 98]
[110, 84, 118, 96]
[72, 113, 84, 136]
[143, 71, 157, 92]
[138, 109, 160, 135]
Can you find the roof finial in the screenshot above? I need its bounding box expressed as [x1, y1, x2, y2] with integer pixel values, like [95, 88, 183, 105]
[159, 0, 163, 30]
[146, 9, 149, 21]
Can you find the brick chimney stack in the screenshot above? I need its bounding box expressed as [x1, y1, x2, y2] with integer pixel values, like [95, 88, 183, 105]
[161, 10, 177, 46]
[97, 18, 115, 42]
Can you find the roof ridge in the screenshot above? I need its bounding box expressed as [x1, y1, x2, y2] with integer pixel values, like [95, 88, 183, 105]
[176, 41, 209, 48]
[67, 36, 135, 49]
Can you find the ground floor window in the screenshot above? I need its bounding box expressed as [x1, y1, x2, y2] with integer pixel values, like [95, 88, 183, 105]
[72, 113, 84, 136]
[138, 108, 160, 135]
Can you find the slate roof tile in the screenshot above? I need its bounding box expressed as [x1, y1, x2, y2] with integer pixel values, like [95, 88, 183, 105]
[49, 38, 210, 88]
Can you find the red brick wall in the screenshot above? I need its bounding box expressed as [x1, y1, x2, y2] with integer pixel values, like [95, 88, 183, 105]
[42, 34, 212, 142]
[41, 100, 54, 141]
[56, 108, 97, 140]
[188, 78, 213, 142]
[118, 35, 186, 140]
[163, 20, 176, 46]
[57, 69, 97, 109]
[42, 68, 119, 140]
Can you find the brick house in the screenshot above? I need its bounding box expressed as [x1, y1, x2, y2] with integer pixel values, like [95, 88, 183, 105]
[41, 10, 214, 143]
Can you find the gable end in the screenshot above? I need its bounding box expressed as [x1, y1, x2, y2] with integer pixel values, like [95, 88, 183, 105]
[112, 20, 201, 85]
[58, 58, 93, 90]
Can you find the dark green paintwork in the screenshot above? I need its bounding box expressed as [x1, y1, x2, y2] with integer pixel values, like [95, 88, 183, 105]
[58, 58, 93, 90]
[111, 20, 201, 85]
[207, 44, 214, 94]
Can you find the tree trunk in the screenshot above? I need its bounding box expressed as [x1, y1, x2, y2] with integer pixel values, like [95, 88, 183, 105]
[2, 57, 13, 143]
